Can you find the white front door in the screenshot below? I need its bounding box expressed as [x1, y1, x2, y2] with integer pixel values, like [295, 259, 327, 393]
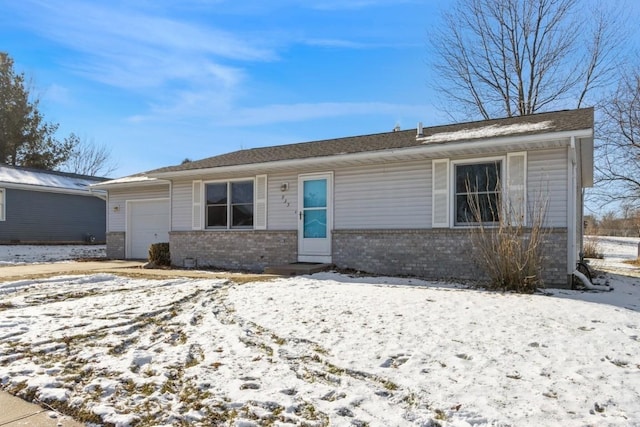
[298, 173, 333, 263]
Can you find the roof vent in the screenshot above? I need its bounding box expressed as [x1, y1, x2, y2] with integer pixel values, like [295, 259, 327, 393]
[417, 122, 423, 137]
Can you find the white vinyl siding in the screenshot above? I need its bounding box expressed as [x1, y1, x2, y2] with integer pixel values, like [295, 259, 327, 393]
[171, 180, 192, 231]
[528, 148, 567, 227]
[149, 147, 569, 233]
[267, 172, 299, 230]
[108, 185, 170, 232]
[334, 161, 430, 229]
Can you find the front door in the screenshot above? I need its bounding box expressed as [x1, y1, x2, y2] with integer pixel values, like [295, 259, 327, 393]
[298, 173, 333, 263]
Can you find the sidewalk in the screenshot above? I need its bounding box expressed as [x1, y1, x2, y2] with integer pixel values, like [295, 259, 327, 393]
[0, 392, 84, 426]
[0, 260, 271, 283]
[0, 260, 144, 282]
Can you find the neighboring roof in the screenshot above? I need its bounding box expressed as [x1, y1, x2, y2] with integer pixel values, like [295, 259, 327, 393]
[0, 164, 108, 195]
[148, 108, 593, 175]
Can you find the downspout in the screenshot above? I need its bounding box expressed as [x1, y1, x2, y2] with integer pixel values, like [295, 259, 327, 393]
[569, 137, 609, 291]
[568, 137, 577, 283]
[88, 187, 108, 201]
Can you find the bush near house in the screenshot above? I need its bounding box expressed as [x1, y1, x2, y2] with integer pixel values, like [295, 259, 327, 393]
[466, 182, 549, 293]
[149, 243, 170, 266]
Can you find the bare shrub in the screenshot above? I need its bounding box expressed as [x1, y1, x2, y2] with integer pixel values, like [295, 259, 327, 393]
[582, 238, 603, 259]
[466, 182, 549, 293]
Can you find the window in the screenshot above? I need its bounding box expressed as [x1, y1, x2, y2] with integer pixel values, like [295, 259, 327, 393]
[205, 180, 254, 228]
[432, 154, 526, 228]
[454, 161, 502, 225]
[0, 188, 4, 221]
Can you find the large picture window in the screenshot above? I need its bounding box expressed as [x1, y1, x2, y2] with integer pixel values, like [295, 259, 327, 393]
[205, 180, 254, 229]
[455, 161, 501, 225]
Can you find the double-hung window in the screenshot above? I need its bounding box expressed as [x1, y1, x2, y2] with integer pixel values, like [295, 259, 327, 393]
[432, 154, 525, 228]
[205, 180, 254, 229]
[454, 160, 502, 225]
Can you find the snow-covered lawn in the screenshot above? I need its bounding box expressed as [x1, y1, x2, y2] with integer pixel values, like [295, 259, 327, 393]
[0, 240, 639, 426]
[0, 245, 105, 265]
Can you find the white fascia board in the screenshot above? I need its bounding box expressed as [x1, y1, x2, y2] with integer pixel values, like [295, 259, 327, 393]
[90, 178, 171, 190]
[148, 128, 593, 179]
[1, 182, 107, 197]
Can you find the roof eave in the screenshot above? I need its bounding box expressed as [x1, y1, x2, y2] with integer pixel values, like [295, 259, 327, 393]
[90, 177, 171, 190]
[148, 128, 593, 179]
[1, 182, 107, 197]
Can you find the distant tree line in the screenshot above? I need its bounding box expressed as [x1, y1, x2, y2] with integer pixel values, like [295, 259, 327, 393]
[586, 210, 640, 237]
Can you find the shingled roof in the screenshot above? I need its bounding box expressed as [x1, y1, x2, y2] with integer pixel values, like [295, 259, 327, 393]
[149, 108, 593, 175]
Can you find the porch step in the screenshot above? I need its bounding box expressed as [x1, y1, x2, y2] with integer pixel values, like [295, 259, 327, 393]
[264, 262, 332, 276]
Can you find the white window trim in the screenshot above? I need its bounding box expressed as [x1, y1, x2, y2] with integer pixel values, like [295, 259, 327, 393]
[0, 188, 5, 221]
[192, 180, 202, 230]
[254, 175, 267, 230]
[506, 151, 528, 226]
[432, 159, 450, 228]
[202, 177, 256, 230]
[450, 156, 506, 227]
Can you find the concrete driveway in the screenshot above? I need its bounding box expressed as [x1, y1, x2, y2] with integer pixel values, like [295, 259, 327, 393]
[0, 260, 272, 283]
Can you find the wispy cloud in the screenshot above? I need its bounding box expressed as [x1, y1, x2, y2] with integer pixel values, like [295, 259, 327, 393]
[212, 101, 431, 126]
[307, 0, 418, 11]
[26, 1, 274, 62]
[9, 0, 274, 110]
[41, 84, 73, 106]
[303, 38, 370, 49]
[8, 0, 425, 127]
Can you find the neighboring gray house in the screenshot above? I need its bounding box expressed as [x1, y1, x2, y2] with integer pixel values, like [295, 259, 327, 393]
[94, 108, 594, 287]
[0, 165, 107, 243]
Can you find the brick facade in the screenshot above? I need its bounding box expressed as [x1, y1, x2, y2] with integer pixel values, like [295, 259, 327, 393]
[169, 230, 297, 271]
[106, 232, 125, 259]
[112, 227, 569, 287]
[332, 228, 569, 287]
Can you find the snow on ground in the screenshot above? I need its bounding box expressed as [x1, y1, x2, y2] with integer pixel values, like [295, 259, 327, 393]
[0, 239, 639, 426]
[0, 245, 105, 265]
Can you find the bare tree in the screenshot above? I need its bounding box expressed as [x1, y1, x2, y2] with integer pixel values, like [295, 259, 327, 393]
[595, 70, 640, 208]
[429, 0, 625, 120]
[59, 133, 118, 177]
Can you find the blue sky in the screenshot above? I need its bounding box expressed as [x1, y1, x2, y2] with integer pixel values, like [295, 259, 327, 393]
[1, 0, 452, 178]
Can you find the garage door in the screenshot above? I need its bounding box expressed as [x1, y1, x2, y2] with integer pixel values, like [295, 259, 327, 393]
[127, 200, 170, 259]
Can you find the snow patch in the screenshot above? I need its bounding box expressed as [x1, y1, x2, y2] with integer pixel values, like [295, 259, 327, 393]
[419, 121, 553, 143]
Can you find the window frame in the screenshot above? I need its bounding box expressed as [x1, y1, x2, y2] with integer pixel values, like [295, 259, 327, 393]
[451, 156, 505, 227]
[203, 178, 255, 230]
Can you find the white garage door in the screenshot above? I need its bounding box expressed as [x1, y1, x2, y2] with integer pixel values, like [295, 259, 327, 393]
[127, 200, 170, 259]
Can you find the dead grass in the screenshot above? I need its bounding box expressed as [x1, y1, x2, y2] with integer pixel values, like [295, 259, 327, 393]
[466, 184, 549, 293]
[583, 238, 604, 259]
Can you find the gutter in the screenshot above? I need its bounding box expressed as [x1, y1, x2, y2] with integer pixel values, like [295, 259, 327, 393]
[2, 182, 107, 197]
[90, 177, 171, 190]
